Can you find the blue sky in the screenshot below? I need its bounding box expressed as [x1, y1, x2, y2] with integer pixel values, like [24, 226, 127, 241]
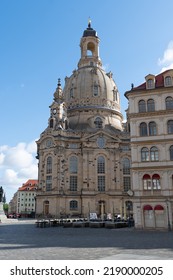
[1, 0, 173, 203]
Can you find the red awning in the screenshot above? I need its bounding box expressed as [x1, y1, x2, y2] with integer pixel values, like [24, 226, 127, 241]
[154, 205, 164, 210]
[143, 205, 153, 210]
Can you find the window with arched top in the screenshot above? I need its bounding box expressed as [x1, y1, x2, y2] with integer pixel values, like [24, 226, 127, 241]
[122, 158, 130, 174]
[152, 174, 161, 189]
[93, 84, 98, 96]
[94, 117, 103, 128]
[165, 96, 173, 109]
[69, 156, 78, 174]
[147, 78, 154, 89]
[69, 156, 78, 191]
[138, 100, 146, 112]
[147, 99, 155, 112]
[97, 156, 105, 192]
[140, 122, 148, 136]
[167, 120, 173, 134]
[150, 146, 159, 161]
[97, 156, 105, 174]
[46, 156, 52, 174]
[49, 119, 54, 128]
[143, 174, 151, 190]
[165, 76, 172, 86]
[149, 121, 157, 136]
[141, 147, 149, 161]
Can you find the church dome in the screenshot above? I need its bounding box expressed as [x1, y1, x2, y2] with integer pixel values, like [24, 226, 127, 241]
[63, 21, 123, 131]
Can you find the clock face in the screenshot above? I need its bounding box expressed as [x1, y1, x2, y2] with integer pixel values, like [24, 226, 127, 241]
[53, 109, 56, 114]
[97, 137, 105, 148]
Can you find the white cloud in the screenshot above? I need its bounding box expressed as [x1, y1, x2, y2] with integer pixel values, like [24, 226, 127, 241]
[0, 140, 38, 202]
[158, 41, 173, 71]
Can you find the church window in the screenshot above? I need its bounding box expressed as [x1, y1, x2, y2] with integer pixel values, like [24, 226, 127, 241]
[165, 76, 172, 86]
[122, 158, 130, 174]
[97, 156, 105, 192]
[97, 156, 105, 173]
[98, 176, 105, 192]
[70, 88, 74, 98]
[141, 147, 149, 161]
[147, 99, 155, 112]
[49, 119, 54, 128]
[170, 145, 173, 160]
[46, 156, 52, 174]
[69, 176, 77, 191]
[94, 117, 103, 128]
[138, 100, 146, 112]
[69, 156, 78, 173]
[140, 122, 148, 136]
[150, 146, 159, 161]
[167, 120, 173, 134]
[123, 177, 131, 192]
[46, 176, 52, 191]
[149, 121, 157, 136]
[70, 200, 78, 210]
[166, 96, 173, 109]
[93, 84, 98, 96]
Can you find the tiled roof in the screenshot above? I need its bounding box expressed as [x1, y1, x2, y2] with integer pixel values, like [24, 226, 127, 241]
[134, 69, 172, 90]
[18, 179, 38, 191]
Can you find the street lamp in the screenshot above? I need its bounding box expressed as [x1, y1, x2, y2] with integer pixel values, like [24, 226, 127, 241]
[166, 199, 171, 231]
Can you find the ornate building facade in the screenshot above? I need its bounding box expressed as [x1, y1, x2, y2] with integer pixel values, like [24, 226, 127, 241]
[125, 71, 173, 230]
[36, 21, 173, 229]
[36, 22, 132, 220]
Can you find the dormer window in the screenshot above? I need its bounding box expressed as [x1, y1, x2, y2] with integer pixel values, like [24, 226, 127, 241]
[147, 79, 154, 89]
[94, 117, 103, 128]
[165, 76, 172, 86]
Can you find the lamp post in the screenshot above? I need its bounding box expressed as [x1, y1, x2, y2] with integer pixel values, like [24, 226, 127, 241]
[166, 199, 171, 231]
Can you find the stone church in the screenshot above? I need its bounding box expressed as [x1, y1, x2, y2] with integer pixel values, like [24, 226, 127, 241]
[36, 21, 132, 220]
[36, 21, 173, 230]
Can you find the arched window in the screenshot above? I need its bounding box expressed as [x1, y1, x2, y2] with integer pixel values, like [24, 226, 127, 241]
[138, 100, 146, 112]
[97, 156, 105, 192]
[69, 156, 78, 191]
[170, 145, 173, 160]
[167, 120, 173, 134]
[94, 117, 103, 128]
[149, 121, 157, 136]
[165, 96, 173, 109]
[69, 156, 78, 174]
[93, 84, 98, 96]
[46, 176, 52, 191]
[122, 158, 130, 174]
[165, 76, 172, 86]
[141, 147, 149, 161]
[152, 174, 161, 190]
[147, 99, 155, 112]
[147, 79, 154, 89]
[97, 156, 105, 173]
[46, 156, 52, 174]
[70, 88, 74, 98]
[150, 146, 159, 161]
[140, 122, 148, 136]
[49, 119, 54, 128]
[70, 200, 78, 210]
[143, 174, 151, 190]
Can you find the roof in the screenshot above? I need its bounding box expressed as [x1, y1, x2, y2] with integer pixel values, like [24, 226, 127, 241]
[134, 69, 172, 90]
[18, 179, 38, 191]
